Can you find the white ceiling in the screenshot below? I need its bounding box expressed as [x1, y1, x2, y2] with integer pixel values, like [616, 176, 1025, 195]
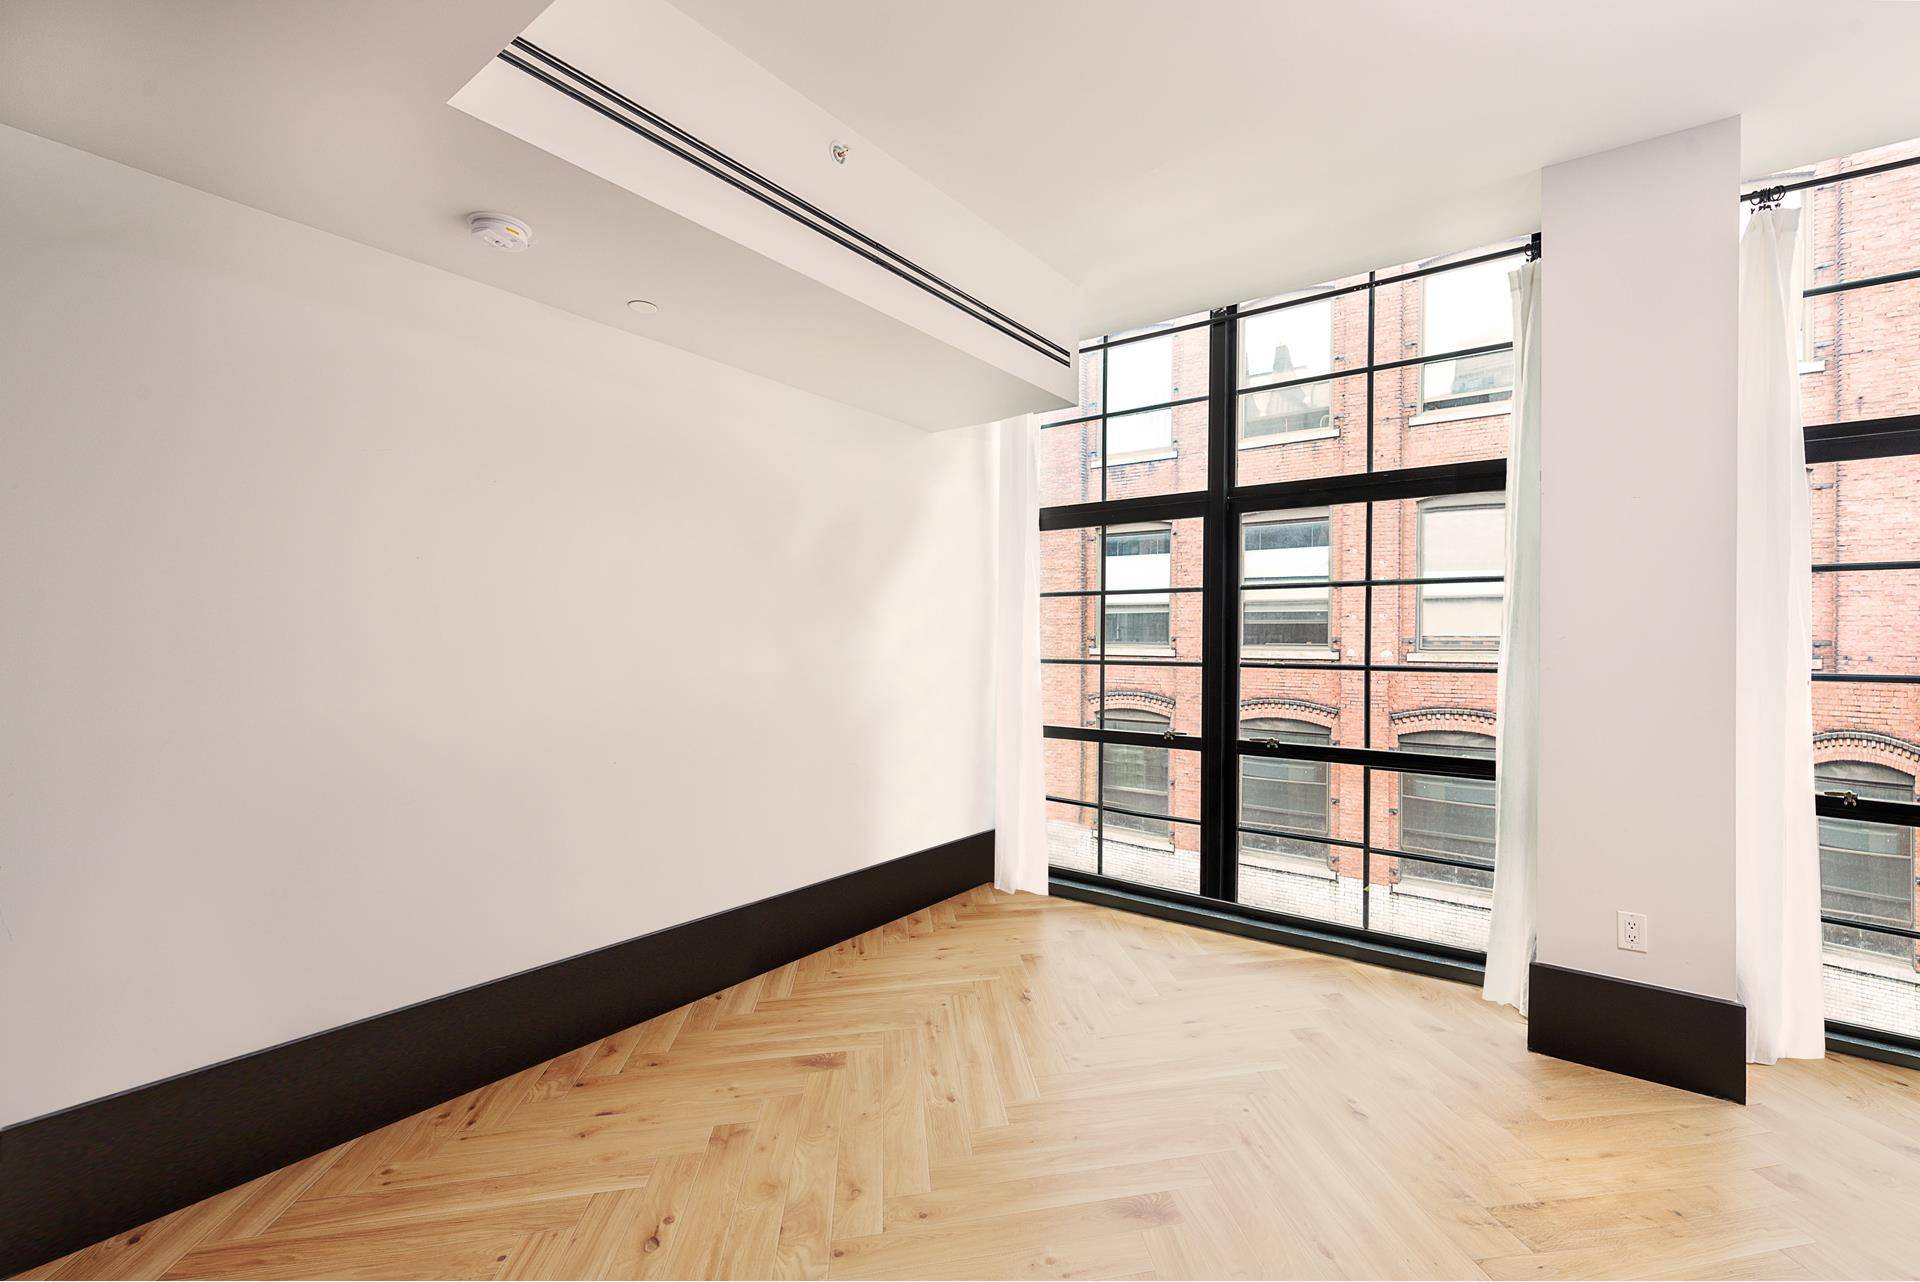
[4, 0, 1918, 395]
[677, 0, 1920, 333]
[0, 0, 1069, 428]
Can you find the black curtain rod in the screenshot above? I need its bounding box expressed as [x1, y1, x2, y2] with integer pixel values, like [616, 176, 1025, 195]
[1742, 150, 1920, 205]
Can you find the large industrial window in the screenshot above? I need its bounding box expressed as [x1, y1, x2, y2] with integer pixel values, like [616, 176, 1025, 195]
[1041, 235, 1529, 960]
[1761, 136, 1920, 1052]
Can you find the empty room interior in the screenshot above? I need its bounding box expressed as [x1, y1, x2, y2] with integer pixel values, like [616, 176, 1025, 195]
[8, 2, 1920, 1279]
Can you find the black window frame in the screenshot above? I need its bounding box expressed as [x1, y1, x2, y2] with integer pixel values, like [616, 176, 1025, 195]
[1041, 236, 1533, 962]
[1761, 146, 1920, 1057]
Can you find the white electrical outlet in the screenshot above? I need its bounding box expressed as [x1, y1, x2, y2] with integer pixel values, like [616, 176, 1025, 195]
[1617, 910, 1648, 953]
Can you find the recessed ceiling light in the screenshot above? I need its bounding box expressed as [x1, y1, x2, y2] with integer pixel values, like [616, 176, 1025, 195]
[626, 299, 659, 315]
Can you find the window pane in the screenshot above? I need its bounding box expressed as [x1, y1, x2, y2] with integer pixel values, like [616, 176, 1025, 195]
[1041, 596, 1100, 661]
[1417, 499, 1506, 578]
[1235, 378, 1368, 486]
[1243, 510, 1331, 576]
[1103, 664, 1203, 737]
[1801, 142, 1920, 290]
[1046, 800, 1097, 874]
[1243, 587, 1332, 650]
[1239, 511, 1333, 654]
[1045, 739, 1098, 804]
[1238, 379, 1336, 439]
[1111, 519, 1202, 586]
[1238, 758, 1365, 930]
[1245, 503, 1364, 581]
[1816, 763, 1915, 953]
[1367, 752, 1496, 951]
[1811, 455, 1920, 564]
[1101, 815, 1201, 895]
[1822, 934, 1920, 1041]
[1366, 855, 1494, 951]
[1372, 671, 1498, 751]
[1240, 667, 1364, 748]
[1802, 278, 1920, 425]
[1106, 334, 1172, 413]
[1811, 803, 1920, 1039]
[1366, 495, 1506, 662]
[1390, 734, 1496, 878]
[1420, 349, 1514, 412]
[1238, 720, 1340, 846]
[1100, 327, 1209, 502]
[1814, 570, 1920, 675]
[1237, 290, 1372, 388]
[1103, 598, 1171, 650]
[1378, 255, 1520, 360]
[1813, 683, 1920, 759]
[1041, 527, 1099, 594]
[1371, 356, 1512, 472]
[1240, 585, 1362, 660]
[1076, 347, 1104, 416]
[1105, 405, 1172, 457]
[1042, 663, 1101, 730]
[1039, 417, 1100, 506]
[1102, 744, 1172, 831]
[1099, 730, 1199, 825]
[1107, 404, 1209, 501]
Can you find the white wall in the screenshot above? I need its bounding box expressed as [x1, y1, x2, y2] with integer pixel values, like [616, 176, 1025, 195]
[0, 125, 996, 1127]
[1536, 118, 1742, 999]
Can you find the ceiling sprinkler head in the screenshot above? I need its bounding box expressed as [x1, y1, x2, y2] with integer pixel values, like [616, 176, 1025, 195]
[467, 211, 533, 252]
[829, 140, 850, 166]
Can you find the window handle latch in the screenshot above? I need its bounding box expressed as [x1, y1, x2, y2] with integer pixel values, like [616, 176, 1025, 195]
[1823, 789, 1859, 808]
[1261, 738, 1281, 750]
[1162, 730, 1178, 744]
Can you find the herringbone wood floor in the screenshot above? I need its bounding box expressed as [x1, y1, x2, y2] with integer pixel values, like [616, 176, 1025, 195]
[21, 886, 1920, 1280]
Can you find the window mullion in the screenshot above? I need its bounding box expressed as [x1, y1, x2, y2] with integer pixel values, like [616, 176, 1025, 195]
[1201, 308, 1236, 903]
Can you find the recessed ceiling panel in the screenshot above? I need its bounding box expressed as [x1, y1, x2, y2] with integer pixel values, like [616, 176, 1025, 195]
[451, 0, 1079, 426]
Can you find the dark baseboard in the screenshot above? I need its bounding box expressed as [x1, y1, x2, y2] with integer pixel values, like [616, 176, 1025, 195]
[0, 831, 993, 1277]
[1528, 961, 1748, 1103]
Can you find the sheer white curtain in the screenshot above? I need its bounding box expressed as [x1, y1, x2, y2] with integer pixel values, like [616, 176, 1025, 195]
[1484, 260, 1542, 1014]
[992, 414, 1049, 895]
[1735, 207, 1824, 1062]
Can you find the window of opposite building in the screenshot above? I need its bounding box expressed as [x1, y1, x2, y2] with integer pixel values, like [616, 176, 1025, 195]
[1242, 510, 1332, 655]
[1238, 299, 1335, 444]
[1395, 731, 1496, 892]
[1102, 524, 1173, 654]
[1100, 707, 1172, 838]
[1104, 334, 1175, 461]
[1418, 258, 1514, 415]
[1416, 495, 1505, 654]
[1817, 760, 1917, 959]
[1240, 717, 1332, 858]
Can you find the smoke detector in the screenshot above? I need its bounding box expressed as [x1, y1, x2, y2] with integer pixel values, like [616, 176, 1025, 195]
[467, 211, 533, 252]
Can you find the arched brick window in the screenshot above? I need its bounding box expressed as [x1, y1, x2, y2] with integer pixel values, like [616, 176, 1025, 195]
[1396, 730, 1495, 891]
[1240, 717, 1332, 857]
[1817, 760, 1916, 958]
[1101, 707, 1170, 838]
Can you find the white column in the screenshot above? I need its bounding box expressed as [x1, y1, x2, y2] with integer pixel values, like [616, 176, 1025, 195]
[1536, 117, 1742, 1001]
